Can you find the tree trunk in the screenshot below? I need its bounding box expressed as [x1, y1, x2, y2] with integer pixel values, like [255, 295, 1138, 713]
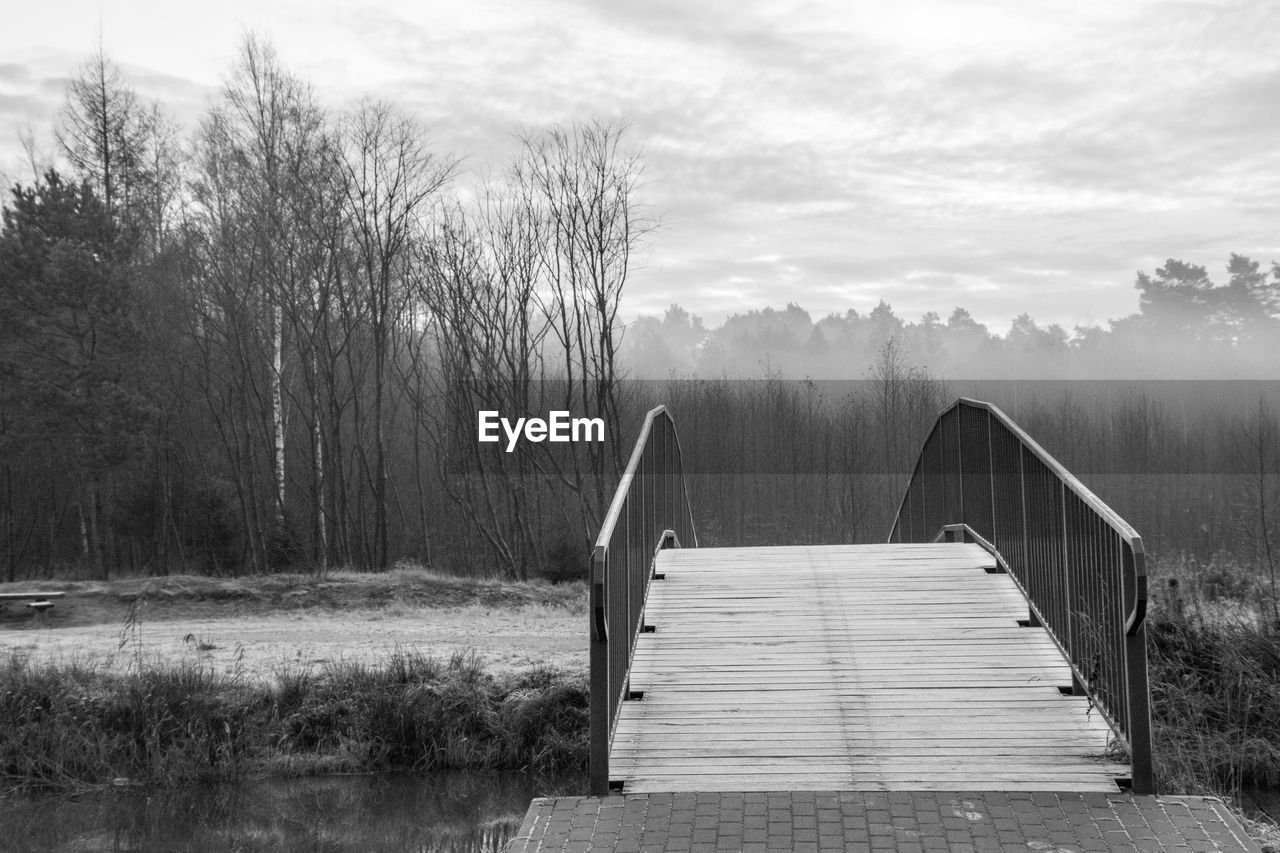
[271, 302, 287, 555]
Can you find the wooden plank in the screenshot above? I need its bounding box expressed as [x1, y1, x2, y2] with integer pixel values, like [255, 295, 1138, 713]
[608, 542, 1125, 793]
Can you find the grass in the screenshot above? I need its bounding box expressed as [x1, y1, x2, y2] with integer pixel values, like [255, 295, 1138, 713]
[1148, 553, 1272, 623]
[0, 648, 587, 793]
[1147, 610, 1280, 792]
[1145, 554, 1280, 848]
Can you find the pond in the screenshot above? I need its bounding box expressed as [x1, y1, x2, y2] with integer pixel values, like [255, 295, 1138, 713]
[0, 770, 583, 853]
[1243, 785, 1280, 828]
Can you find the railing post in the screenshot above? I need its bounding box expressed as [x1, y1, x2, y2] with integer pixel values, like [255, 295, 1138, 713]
[589, 545, 609, 796]
[956, 406, 965, 524]
[1125, 545, 1155, 794]
[986, 410, 997, 548]
[622, 479, 632, 703]
[1127, 629, 1155, 793]
[1058, 480, 1072, 649]
[1018, 441, 1029, 598]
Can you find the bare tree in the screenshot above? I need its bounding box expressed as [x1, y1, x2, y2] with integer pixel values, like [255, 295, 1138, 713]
[520, 119, 651, 531]
[404, 120, 649, 578]
[56, 44, 147, 219]
[412, 190, 550, 579]
[338, 100, 457, 570]
[865, 337, 946, 488]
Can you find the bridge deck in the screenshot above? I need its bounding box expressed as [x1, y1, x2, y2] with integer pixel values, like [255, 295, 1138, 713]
[612, 542, 1127, 793]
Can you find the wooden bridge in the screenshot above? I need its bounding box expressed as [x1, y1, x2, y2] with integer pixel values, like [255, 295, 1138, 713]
[589, 398, 1154, 797]
[514, 399, 1270, 851]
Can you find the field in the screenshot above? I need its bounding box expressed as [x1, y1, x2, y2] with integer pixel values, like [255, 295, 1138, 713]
[0, 570, 590, 792]
[0, 569, 586, 679]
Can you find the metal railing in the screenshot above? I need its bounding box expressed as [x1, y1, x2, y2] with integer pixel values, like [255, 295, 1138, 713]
[889, 398, 1154, 794]
[590, 405, 697, 795]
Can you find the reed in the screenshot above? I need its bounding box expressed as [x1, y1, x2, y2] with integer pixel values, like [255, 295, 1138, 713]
[1147, 611, 1280, 799]
[0, 649, 587, 792]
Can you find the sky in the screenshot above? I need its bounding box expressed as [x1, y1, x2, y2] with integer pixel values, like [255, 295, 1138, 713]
[1, 0, 1278, 334]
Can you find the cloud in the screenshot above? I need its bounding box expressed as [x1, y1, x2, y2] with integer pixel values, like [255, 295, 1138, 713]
[0, 63, 33, 86]
[4, 0, 1280, 336]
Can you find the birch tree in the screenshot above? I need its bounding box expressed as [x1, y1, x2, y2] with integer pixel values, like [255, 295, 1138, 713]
[190, 35, 328, 571]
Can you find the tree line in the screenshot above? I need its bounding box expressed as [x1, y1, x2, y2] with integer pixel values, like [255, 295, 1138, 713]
[626, 255, 1280, 379]
[0, 37, 642, 581]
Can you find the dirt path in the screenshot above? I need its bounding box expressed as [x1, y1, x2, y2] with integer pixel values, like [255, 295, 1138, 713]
[1, 603, 585, 679]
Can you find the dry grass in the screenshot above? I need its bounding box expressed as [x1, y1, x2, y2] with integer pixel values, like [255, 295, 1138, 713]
[0, 566, 589, 793]
[1144, 555, 1280, 850]
[0, 648, 587, 793]
[0, 566, 587, 681]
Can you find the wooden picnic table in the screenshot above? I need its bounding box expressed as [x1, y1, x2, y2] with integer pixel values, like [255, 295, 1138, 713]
[0, 591, 67, 620]
[0, 591, 66, 602]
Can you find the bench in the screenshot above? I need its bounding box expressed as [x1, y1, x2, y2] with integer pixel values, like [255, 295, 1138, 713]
[0, 591, 66, 622]
[0, 591, 67, 603]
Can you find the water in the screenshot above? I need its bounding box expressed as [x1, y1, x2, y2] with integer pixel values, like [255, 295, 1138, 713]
[0, 771, 583, 853]
[1244, 785, 1280, 826]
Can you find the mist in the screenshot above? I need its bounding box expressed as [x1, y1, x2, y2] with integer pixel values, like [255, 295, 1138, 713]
[620, 254, 1280, 380]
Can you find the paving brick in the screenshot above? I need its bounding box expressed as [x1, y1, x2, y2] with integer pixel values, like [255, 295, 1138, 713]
[690, 827, 717, 844]
[1103, 829, 1137, 850]
[507, 791, 1263, 853]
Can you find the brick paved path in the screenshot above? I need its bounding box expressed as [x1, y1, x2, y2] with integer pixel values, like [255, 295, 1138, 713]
[509, 791, 1259, 853]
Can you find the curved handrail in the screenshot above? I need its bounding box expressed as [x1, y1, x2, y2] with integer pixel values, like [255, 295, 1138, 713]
[889, 397, 1155, 794]
[589, 405, 697, 795]
[593, 406, 695, 551]
[890, 398, 1148, 632]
